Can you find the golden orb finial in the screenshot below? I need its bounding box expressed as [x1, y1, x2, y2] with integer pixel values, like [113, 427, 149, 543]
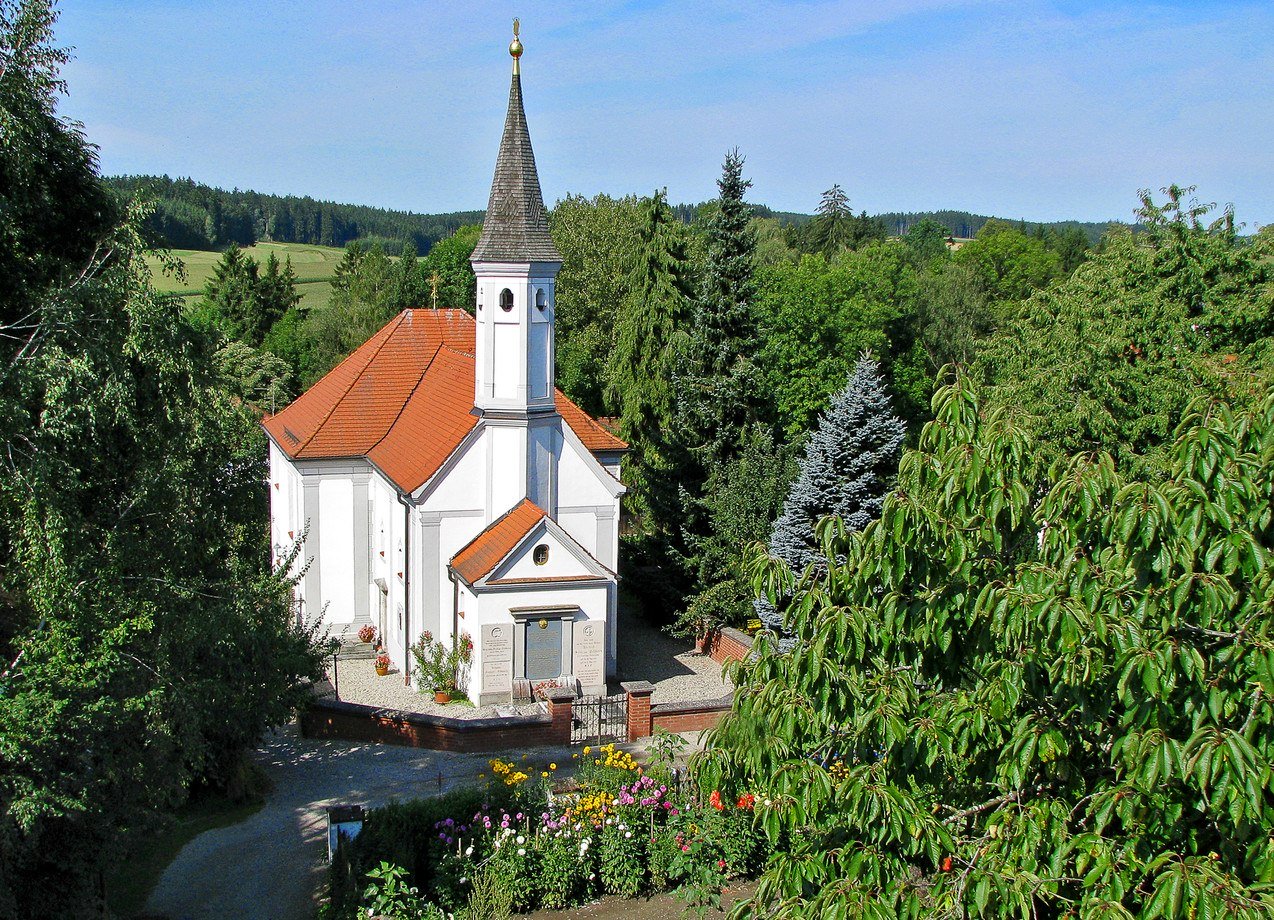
[509, 18, 523, 71]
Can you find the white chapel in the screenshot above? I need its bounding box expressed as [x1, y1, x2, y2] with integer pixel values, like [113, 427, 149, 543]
[263, 31, 626, 705]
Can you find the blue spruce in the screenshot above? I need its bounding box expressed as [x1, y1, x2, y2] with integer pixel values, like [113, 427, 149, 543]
[758, 354, 905, 634]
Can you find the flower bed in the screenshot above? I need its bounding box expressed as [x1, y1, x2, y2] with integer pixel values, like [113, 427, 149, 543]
[323, 743, 768, 919]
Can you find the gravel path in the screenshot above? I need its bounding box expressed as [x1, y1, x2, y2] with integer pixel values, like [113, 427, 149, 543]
[318, 661, 545, 719]
[615, 613, 732, 704]
[145, 723, 579, 920]
[325, 613, 731, 714]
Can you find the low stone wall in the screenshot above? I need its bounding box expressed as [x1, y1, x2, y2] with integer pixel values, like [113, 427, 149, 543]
[650, 695, 733, 735]
[299, 688, 575, 753]
[698, 626, 754, 666]
[621, 681, 732, 740]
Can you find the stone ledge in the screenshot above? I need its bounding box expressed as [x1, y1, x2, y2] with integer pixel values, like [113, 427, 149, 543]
[306, 696, 552, 732]
[651, 692, 734, 715]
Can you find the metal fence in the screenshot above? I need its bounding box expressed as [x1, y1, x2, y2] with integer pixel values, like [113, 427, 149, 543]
[571, 692, 628, 744]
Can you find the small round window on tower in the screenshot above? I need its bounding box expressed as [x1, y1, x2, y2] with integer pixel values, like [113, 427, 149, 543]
[500, 288, 514, 312]
[535, 288, 547, 311]
[533, 544, 549, 566]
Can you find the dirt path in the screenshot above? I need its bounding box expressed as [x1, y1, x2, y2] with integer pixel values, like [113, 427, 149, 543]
[144, 723, 577, 920]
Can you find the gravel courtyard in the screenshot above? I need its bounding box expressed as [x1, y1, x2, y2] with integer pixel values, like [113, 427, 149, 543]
[322, 612, 732, 715]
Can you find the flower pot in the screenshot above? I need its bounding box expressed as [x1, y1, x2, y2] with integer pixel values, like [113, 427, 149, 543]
[375, 664, 389, 676]
[434, 690, 451, 704]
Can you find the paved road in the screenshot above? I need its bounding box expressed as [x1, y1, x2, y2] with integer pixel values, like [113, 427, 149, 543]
[145, 723, 577, 920]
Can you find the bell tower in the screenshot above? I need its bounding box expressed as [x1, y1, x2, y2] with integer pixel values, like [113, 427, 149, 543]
[471, 21, 563, 515]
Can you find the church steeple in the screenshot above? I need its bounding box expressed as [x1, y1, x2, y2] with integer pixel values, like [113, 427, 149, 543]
[471, 19, 561, 264]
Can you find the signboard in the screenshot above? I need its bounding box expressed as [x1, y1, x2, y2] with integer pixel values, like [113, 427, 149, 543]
[525, 618, 563, 681]
[482, 623, 513, 694]
[574, 620, 605, 689]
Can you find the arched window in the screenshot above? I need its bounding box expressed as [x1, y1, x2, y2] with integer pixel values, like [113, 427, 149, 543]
[535, 288, 547, 311]
[533, 544, 550, 566]
[499, 288, 514, 312]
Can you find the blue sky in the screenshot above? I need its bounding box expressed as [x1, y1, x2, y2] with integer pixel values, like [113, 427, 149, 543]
[56, 1, 1274, 225]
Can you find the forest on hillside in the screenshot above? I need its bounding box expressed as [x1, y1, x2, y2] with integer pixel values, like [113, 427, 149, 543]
[5, 1, 1273, 917]
[107, 173, 1120, 255]
[105, 174, 484, 254]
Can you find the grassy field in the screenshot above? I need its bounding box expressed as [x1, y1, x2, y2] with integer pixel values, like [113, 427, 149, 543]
[144, 241, 347, 312]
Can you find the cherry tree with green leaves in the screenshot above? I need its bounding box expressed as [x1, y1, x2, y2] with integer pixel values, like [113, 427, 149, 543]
[702, 376, 1274, 918]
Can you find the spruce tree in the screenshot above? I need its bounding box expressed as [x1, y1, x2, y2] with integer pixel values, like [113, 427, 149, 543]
[605, 189, 692, 521]
[668, 150, 762, 497]
[665, 150, 766, 628]
[758, 353, 905, 633]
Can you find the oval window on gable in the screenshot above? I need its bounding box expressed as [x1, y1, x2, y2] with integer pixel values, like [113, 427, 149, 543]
[533, 544, 549, 566]
[500, 288, 514, 312]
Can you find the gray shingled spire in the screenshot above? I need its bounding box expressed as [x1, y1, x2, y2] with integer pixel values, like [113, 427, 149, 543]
[471, 40, 562, 264]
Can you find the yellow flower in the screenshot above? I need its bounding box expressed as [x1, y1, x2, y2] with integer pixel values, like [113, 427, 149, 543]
[550, 763, 557, 770]
[541, 771, 548, 778]
[583, 746, 591, 754]
[477, 773, 485, 780]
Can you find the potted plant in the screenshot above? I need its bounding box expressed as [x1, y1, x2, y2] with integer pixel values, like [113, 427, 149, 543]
[411, 630, 473, 703]
[358, 624, 376, 645]
[374, 653, 390, 676]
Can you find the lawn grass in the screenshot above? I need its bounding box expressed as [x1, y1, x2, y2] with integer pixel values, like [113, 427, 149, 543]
[106, 792, 264, 918]
[144, 240, 347, 296]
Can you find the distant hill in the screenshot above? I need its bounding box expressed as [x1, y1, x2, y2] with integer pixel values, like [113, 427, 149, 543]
[106, 175, 483, 255]
[109, 174, 1125, 255]
[873, 210, 1122, 245]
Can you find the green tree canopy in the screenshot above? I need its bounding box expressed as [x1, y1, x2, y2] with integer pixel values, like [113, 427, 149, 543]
[976, 187, 1273, 474]
[549, 193, 645, 415]
[0, 6, 323, 912]
[703, 377, 1274, 919]
[604, 190, 693, 523]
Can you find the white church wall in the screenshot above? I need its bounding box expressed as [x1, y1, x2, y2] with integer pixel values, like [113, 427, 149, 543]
[488, 424, 527, 520]
[466, 582, 611, 702]
[318, 477, 355, 625]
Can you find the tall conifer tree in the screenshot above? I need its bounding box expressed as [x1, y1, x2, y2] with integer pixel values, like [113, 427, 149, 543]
[757, 354, 905, 633]
[606, 189, 692, 521]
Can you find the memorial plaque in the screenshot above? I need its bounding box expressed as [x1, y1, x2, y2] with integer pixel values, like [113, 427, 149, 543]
[482, 623, 513, 694]
[573, 620, 605, 690]
[525, 618, 563, 681]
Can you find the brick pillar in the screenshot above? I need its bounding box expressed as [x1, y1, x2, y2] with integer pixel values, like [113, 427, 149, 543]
[622, 680, 655, 742]
[543, 688, 576, 745]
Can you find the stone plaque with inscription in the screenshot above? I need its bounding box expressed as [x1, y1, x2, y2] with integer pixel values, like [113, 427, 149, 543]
[573, 619, 605, 691]
[482, 623, 513, 695]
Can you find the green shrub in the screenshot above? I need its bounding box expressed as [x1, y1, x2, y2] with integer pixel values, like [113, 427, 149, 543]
[598, 820, 647, 896]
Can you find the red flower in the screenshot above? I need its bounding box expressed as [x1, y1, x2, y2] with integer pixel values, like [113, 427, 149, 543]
[717, 859, 726, 871]
[708, 790, 724, 811]
[736, 793, 755, 810]
[941, 856, 953, 872]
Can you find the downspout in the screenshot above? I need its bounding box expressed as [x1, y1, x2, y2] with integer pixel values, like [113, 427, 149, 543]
[399, 492, 412, 686]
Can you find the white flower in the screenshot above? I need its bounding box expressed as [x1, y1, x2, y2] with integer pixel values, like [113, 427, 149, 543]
[517, 847, 526, 856]
[589, 873, 596, 880]
[763, 798, 772, 807]
[493, 840, 501, 850]
[625, 831, 632, 839]
[516, 835, 525, 845]
[605, 817, 613, 825]
[465, 845, 473, 856]
[458, 877, 467, 885]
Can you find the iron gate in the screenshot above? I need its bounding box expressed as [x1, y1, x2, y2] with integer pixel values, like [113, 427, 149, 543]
[571, 692, 628, 744]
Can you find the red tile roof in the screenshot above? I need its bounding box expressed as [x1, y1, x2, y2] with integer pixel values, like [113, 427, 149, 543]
[450, 499, 546, 585]
[262, 309, 625, 492]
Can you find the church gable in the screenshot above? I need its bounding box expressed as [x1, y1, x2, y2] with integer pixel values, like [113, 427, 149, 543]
[487, 518, 611, 585]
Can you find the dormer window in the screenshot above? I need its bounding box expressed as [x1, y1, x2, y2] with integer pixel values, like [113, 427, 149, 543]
[500, 288, 514, 312]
